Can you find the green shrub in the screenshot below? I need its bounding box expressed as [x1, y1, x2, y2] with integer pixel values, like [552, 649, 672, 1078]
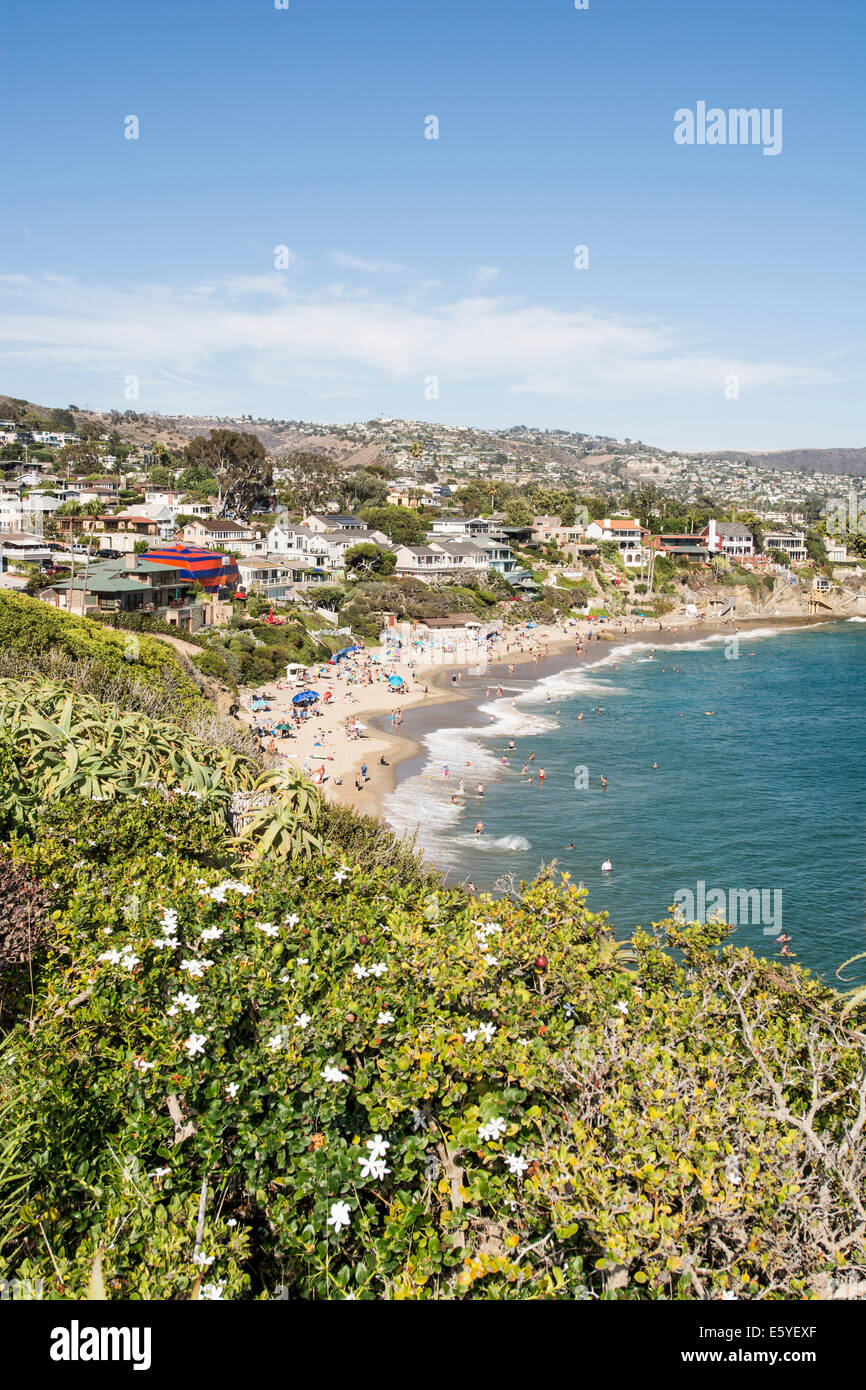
[1, 794, 863, 1301]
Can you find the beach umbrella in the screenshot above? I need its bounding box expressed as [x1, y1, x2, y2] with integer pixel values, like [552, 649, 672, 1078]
[292, 690, 319, 706]
[388, 675, 404, 688]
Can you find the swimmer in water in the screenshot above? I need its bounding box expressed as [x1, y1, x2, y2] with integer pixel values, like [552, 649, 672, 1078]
[577, 712, 583, 721]
[475, 820, 484, 836]
[521, 764, 529, 776]
[652, 762, 658, 769]
[600, 775, 607, 789]
[538, 768, 545, 781]
[566, 842, 574, 850]
[529, 753, 535, 763]
[476, 783, 484, 796]
[601, 857, 612, 873]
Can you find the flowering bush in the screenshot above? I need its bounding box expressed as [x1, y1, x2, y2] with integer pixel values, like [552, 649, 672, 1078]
[1, 792, 864, 1300]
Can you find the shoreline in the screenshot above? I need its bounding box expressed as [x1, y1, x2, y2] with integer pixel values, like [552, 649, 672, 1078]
[235, 613, 839, 823]
[367, 613, 841, 825]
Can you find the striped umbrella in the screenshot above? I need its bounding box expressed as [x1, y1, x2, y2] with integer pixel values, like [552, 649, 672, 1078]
[140, 544, 239, 592]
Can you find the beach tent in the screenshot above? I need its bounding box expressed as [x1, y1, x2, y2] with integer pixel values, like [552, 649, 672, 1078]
[292, 690, 319, 706]
[140, 543, 239, 592]
[331, 644, 363, 663]
[387, 674, 405, 689]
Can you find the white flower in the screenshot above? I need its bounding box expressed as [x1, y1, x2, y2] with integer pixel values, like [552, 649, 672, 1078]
[615, 1000, 629, 1015]
[357, 1154, 390, 1181]
[153, 935, 179, 950]
[294, 1013, 312, 1030]
[352, 964, 369, 979]
[505, 1153, 529, 1178]
[257, 921, 279, 938]
[132, 1057, 155, 1074]
[200, 1281, 225, 1300]
[479, 1117, 507, 1143]
[184, 1033, 207, 1059]
[284, 913, 300, 928]
[161, 908, 179, 930]
[151, 1166, 170, 1178]
[120, 952, 140, 970]
[98, 948, 123, 964]
[483, 954, 500, 966]
[720, 1291, 737, 1300]
[297, 957, 309, 965]
[180, 958, 211, 978]
[226, 1218, 238, 1228]
[193, 1250, 215, 1267]
[327, 1200, 352, 1233]
[172, 991, 200, 1014]
[200, 926, 223, 942]
[463, 1027, 479, 1043]
[167, 1005, 179, 1017]
[724, 1159, 742, 1186]
[369, 962, 388, 977]
[332, 867, 349, 884]
[267, 1032, 284, 1052]
[376, 1011, 394, 1025]
[366, 1134, 390, 1161]
[479, 1022, 495, 1042]
[322, 1065, 348, 1083]
[225, 1082, 240, 1099]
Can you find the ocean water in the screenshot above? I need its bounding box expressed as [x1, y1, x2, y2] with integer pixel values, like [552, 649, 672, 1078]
[383, 620, 866, 981]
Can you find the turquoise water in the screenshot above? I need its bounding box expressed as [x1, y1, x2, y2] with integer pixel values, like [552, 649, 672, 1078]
[384, 621, 866, 981]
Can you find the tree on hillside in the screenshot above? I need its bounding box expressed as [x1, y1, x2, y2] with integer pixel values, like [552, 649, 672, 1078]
[275, 450, 343, 516]
[58, 440, 104, 472]
[343, 469, 389, 509]
[358, 504, 429, 545]
[183, 430, 272, 517]
[344, 543, 397, 581]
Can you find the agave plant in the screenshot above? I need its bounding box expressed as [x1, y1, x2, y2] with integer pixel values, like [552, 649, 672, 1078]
[234, 767, 323, 860]
[836, 952, 866, 1018]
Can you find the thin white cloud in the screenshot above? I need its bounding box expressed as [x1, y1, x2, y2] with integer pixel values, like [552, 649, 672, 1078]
[475, 266, 500, 285]
[330, 251, 408, 274]
[0, 272, 835, 403]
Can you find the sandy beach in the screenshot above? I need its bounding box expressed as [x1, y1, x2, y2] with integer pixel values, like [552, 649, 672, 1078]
[234, 609, 762, 814]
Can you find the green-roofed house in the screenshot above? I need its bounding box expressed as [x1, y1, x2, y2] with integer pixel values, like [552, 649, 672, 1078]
[42, 553, 209, 633]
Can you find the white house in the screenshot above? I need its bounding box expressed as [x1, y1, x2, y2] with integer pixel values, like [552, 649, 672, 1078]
[701, 519, 754, 559]
[584, 517, 646, 567]
[182, 517, 259, 554]
[764, 529, 808, 564]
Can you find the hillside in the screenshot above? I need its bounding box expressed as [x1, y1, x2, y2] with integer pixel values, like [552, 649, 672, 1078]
[4, 391, 864, 476]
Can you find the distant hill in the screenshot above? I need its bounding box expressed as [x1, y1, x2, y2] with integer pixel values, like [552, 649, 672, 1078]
[697, 448, 866, 477]
[2, 391, 864, 475]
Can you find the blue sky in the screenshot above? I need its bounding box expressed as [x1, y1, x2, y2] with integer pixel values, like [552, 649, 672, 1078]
[1, 0, 863, 450]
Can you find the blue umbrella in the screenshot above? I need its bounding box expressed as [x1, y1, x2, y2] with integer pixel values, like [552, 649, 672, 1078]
[292, 690, 320, 706]
[388, 675, 404, 688]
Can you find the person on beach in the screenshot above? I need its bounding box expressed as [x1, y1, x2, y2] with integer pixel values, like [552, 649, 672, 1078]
[379, 755, 389, 766]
